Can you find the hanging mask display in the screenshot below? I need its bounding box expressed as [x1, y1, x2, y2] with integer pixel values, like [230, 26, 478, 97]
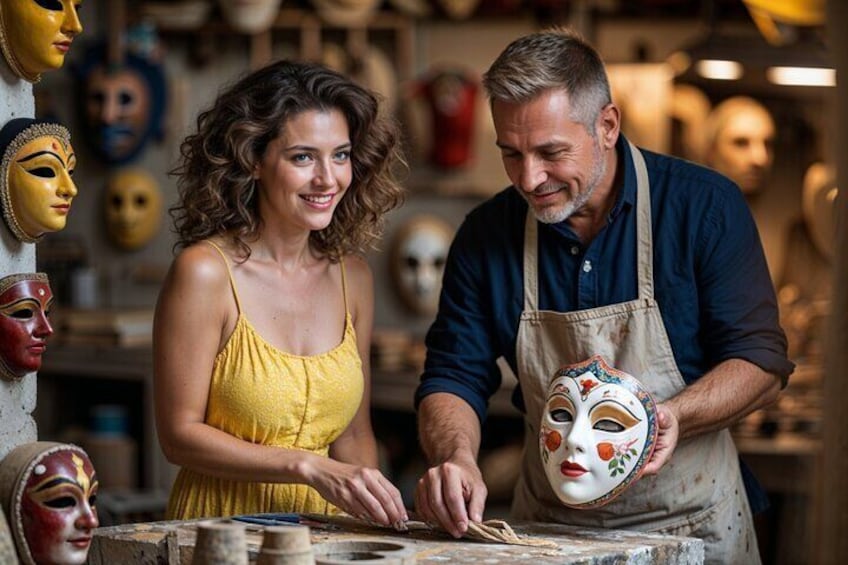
[104, 168, 162, 251]
[0, 442, 98, 565]
[0, 273, 53, 382]
[539, 355, 658, 509]
[74, 43, 166, 165]
[0, 118, 76, 243]
[218, 0, 283, 34]
[389, 215, 453, 317]
[410, 69, 478, 169]
[0, 0, 83, 83]
[703, 96, 775, 196]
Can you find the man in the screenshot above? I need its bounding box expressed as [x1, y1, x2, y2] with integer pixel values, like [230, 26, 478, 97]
[413, 28, 793, 564]
[702, 96, 776, 196]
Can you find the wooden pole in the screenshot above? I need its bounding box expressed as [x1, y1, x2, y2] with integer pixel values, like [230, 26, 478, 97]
[819, 0, 848, 561]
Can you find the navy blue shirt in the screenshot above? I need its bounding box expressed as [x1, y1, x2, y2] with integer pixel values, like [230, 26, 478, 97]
[415, 136, 794, 511]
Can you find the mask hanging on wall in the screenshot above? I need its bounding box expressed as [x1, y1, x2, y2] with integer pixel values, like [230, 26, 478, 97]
[409, 68, 478, 170]
[74, 43, 167, 165]
[0, 0, 83, 83]
[0, 118, 76, 243]
[217, 0, 283, 34]
[539, 355, 658, 509]
[104, 168, 162, 251]
[0, 442, 98, 565]
[389, 215, 453, 317]
[0, 273, 53, 382]
[703, 96, 775, 196]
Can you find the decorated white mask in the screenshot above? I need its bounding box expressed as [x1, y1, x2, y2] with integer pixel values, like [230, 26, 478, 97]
[539, 355, 657, 509]
[217, 0, 283, 34]
[390, 215, 452, 317]
[104, 168, 161, 250]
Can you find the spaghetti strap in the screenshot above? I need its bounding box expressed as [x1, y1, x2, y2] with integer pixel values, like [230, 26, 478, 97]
[339, 258, 349, 318]
[203, 240, 243, 315]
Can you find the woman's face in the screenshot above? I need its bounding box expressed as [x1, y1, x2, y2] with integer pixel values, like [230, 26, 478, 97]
[539, 363, 654, 508]
[0, 0, 83, 79]
[253, 108, 352, 235]
[20, 449, 98, 565]
[0, 276, 53, 380]
[7, 133, 77, 239]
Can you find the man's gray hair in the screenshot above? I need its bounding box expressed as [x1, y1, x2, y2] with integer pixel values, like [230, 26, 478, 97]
[482, 27, 612, 132]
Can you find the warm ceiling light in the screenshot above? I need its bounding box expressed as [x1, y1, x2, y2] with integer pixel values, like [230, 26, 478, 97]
[695, 59, 744, 80]
[766, 65, 835, 86]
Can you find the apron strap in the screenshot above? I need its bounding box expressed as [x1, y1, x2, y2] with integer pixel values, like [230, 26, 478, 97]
[629, 141, 655, 300]
[523, 206, 539, 312]
[522, 141, 654, 310]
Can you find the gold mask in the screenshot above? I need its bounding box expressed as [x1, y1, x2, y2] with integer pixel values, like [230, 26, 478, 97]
[0, 0, 83, 83]
[1, 119, 76, 243]
[105, 168, 162, 250]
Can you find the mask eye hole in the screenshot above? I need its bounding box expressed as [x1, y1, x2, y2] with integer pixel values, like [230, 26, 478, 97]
[134, 195, 148, 207]
[44, 496, 76, 509]
[88, 494, 97, 507]
[550, 408, 573, 423]
[593, 419, 625, 433]
[404, 256, 420, 269]
[111, 195, 123, 209]
[10, 308, 35, 320]
[27, 167, 56, 178]
[34, 0, 63, 10]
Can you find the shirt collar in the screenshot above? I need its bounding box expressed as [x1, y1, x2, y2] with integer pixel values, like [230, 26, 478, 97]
[608, 134, 636, 222]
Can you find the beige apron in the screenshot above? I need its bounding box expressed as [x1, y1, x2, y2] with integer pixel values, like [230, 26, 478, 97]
[510, 143, 760, 564]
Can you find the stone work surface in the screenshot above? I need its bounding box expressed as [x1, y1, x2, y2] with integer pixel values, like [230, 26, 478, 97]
[88, 516, 704, 564]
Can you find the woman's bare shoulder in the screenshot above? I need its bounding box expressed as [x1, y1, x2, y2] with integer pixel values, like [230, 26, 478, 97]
[167, 240, 232, 292]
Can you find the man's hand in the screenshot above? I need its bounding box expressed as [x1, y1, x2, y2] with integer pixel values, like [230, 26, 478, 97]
[414, 453, 487, 538]
[641, 403, 679, 476]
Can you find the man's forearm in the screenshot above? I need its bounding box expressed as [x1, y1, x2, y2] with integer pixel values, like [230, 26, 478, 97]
[665, 358, 781, 440]
[418, 393, 482, 465]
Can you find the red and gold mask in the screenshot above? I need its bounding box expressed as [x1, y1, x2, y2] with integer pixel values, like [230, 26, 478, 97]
[0, 442, 98, 565]
[0, 273, 53, 382]
[1, 119, 76, 243]
[0, 0, 83, 83]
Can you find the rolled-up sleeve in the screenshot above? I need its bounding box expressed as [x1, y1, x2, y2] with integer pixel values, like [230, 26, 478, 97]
[696, 180, 795, 384]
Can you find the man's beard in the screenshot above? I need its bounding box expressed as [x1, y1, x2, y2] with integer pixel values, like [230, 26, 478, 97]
[527, 142, 607, 225]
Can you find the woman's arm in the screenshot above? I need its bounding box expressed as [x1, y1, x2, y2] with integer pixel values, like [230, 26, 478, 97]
[320, 256, 408, 526]
[330, 255, 378, 467]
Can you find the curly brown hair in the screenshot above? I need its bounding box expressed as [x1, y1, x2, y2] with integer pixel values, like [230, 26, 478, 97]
[170, 59, 405, 262]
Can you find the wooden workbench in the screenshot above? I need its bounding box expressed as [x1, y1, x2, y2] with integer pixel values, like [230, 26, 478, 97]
[87, 515, 704, 564]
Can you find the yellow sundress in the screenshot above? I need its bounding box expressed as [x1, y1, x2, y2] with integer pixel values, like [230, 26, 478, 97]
[166, 241, 364, 519]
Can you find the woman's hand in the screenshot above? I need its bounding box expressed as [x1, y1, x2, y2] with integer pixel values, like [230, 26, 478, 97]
[303, 456, 408, 530]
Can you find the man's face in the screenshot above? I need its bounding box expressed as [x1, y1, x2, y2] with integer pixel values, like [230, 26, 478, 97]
[492, 89, 614, 225]
[7, 133, 77, 240]
[0, 275, 53, 380]
[21, 448, 98, 565]
[539, 363, 656, 508]
[709, 107, 775, 194]
[0, 0, 82, 80]
[105, 168, 162, 250]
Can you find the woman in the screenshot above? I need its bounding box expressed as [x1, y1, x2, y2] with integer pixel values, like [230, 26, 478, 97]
[153, 60, 407, 528]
